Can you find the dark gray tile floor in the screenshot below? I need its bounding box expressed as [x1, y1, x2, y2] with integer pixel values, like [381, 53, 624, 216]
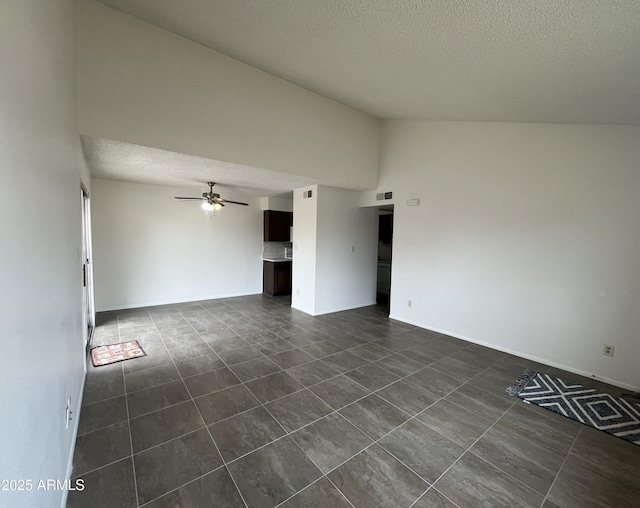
[67, 295, 640, 507]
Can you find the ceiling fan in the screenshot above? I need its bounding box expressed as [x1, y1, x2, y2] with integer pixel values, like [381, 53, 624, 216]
[174, 182, 248, 211]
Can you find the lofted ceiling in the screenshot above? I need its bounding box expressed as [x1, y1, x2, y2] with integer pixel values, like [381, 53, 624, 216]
[97, 0, 640, 125]
[82, 136, 318, 196]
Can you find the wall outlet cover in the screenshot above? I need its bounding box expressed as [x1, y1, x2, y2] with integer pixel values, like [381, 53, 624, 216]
[65, 398, 72, 429]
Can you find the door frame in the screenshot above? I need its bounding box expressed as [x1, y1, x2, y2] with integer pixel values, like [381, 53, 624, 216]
[376, 206, 394, 312]
[81, 182, 95, 359]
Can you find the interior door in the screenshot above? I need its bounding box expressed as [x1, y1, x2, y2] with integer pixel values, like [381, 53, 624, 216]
[81, 184, 95, 358]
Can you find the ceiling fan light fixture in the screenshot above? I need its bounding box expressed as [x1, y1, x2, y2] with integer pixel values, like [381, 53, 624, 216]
[175, 182, 248, 210]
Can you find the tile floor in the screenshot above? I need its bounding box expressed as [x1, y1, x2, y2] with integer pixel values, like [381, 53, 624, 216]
[67, 295, 640, 508]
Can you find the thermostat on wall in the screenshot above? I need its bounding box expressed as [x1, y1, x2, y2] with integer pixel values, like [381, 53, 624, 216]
[407, 198, 420, 206]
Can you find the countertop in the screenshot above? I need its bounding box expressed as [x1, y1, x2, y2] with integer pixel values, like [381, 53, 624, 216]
[262, 258, 292, 263]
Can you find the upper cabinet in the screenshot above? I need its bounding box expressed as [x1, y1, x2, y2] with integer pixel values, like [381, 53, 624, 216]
[264, 210, 293, 242]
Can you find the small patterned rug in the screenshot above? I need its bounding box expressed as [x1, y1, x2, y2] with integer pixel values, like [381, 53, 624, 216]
[507, 369, 640, 446]
[90, 340, 146, 367]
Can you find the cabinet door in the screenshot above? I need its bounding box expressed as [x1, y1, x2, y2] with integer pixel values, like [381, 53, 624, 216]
[263, 261, 275, 295]
[264, 210, 292, 241]
[273, 262, 292, 295]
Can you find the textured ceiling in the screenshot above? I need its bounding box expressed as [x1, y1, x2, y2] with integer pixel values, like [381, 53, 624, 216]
[97, 0, 640, 124]
[82, 136, 318, 195]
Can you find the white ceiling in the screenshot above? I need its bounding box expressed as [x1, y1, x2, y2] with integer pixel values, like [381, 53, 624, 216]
[98, 0, 640, 125]
[82, 136, 317, 196]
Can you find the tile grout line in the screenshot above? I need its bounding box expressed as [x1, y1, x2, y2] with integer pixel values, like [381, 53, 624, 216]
[409, 395, 517, 502]
[409, 487, 463, 508]
[458, 389, 586, 463]
[431, 487, 464, 508]
[334, 383, 474, 501]
[249, 387, 357, 507]
[136, 464, 230, 507]
[76, 414, 130, 438]
[249, 386, 370, 507]
[118, 314, 142, 508]
[270, 459, 356, 508]
[148, 312, 252, 508]
[462, 409, 569, 488]
[324, 475, 357, 508]
[272, 475, 355, 508]
[119, 427, 206, 463]
[539, 426, 583, 507]
[74, 455, 138, 480]
[419, 390, 563, 503]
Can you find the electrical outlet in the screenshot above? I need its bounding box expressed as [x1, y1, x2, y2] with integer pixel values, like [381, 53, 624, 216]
[407, 300, 412, 307]
[351, 246, 355, 252]
[296, 288, 300, 295]
[603, 344, 615, 357]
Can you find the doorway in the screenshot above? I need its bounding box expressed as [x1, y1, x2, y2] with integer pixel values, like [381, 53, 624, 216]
[376, 205, 394, 311]
[81, 183, 95, 359]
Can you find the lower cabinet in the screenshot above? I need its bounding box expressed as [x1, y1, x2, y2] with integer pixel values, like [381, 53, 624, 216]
[263, 261, 292, 296]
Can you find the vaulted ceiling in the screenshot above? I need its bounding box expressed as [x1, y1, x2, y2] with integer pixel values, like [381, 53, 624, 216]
[82, 136, 317, 195]
[98, 0, 640, 125]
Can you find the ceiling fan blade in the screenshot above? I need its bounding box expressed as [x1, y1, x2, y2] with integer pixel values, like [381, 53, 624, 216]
[174, 197, 205, 200]
[218, 198, 249, 206]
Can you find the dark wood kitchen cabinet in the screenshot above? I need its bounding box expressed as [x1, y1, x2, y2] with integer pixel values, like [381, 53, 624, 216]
[263, 261, 292, 296]
[263, 210, 292, 242]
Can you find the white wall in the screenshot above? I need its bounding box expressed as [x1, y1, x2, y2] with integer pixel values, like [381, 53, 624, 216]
[292, 186, 378, 315]
[380, 120, 640, 390]
[291, 187, 318, 314]
[77, 0, 380, 191]
[0, 1, 88, 506]
[315, 187, 378, 314]
[92, 180, 263, 310]
[260, 196, 294, 213]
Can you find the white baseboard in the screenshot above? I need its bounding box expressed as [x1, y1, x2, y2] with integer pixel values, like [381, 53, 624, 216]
[390, 314, 640, 392]
[313, 301, 378, 316]
[293, 301, 378, 317]
[290, 303, 314, 316]
[97, 291, 263, 312]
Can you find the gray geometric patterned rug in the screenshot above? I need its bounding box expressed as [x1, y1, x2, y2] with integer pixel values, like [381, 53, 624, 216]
[507, 369, 640, 446]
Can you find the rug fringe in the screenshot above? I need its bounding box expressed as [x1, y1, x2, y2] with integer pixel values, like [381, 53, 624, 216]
[506, 369, 538, 397]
